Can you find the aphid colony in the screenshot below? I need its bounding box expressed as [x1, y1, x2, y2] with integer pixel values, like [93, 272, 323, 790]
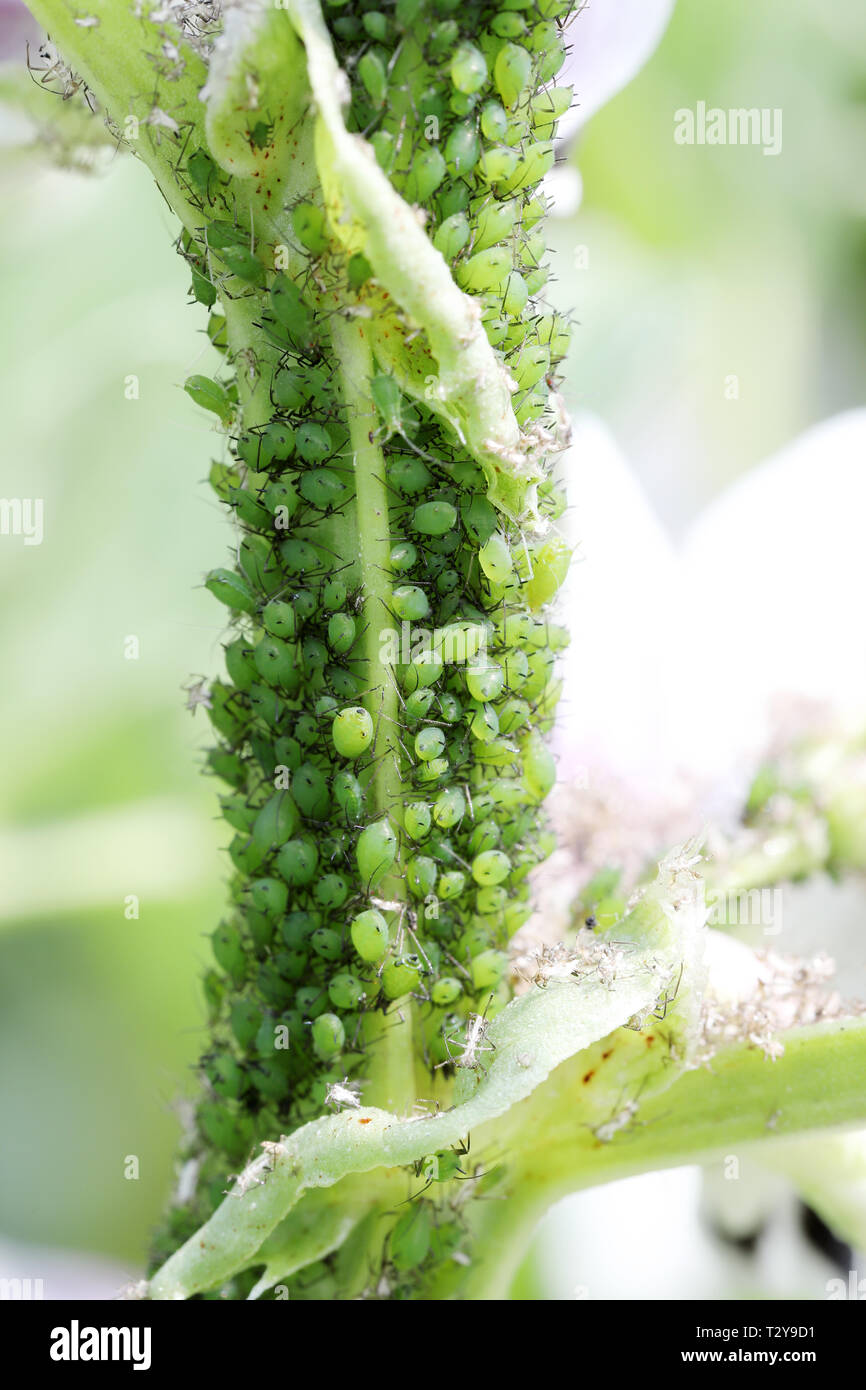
[154, 0, 576, 1275]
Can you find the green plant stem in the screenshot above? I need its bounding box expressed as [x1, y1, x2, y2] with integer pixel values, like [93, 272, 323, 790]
[330, 311, 415, 1116]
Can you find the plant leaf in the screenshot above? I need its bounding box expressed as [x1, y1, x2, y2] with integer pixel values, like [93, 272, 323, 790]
[149, 849, 701, 1297]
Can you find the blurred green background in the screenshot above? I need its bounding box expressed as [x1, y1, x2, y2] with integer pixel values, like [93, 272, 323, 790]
[0, 0, 863, 1282]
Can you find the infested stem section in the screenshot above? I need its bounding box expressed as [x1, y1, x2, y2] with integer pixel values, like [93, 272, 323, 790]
[331, 311, 415, 1115]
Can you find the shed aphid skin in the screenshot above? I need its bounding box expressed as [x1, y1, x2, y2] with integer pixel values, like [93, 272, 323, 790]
[324, 1077, 363, 1110]
[439, 999, 496, 1073]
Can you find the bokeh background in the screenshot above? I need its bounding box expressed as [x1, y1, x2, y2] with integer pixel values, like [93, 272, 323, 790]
[0, 0, 863, 1296]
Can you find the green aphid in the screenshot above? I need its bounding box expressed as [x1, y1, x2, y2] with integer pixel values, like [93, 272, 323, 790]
[334, 770, 365, 821]
[322, 578, 348, 611]
[500, 140, 554, 196]
[263, 477, 300, 525]
[217, 244, 265, 285]
[262, 600, 297, 641]
[460, 492, 498, 545]
[414, 726, 446, 762]
[472, 197, 518, 253]
[477, 146, 521, 187]
[251, 791, 300, 853]
[407, 855, 437, 898]
[207, 461, 236, 511]
[292, 762, 331, 818]
[471, 849, 512, 886]
[205, 1053, 246, 1101]
[445, 122, 480, 176]
[275, 837, 319, 886]
[479, 531, 513, 583]
[390, 541, 419, 573]
[509, 342, 550, 392]
[389, 456, 432, 495]
[315, 873, 349, 910]
[207, 313, 228, 352]
[370, 373, 403, 439]
[299, 468, 348, 510]
[350, 908, 390, 963]
[347, 253, 372, 289]
[393, 584, 431, 622]
[211, 921, 247, 984]
[190, 268, 216, 308]
[404, 148, 447, 204]
[219, 793, 256, 833]
[494, 42, 533, 109]
[269, 274, 316, 353]
[497, 696, 531, 734]
[206, 747, 246, 787]
[382, 953, 422, 1000]
[250, 875, 288, 919]
[433, 786, 466, 828]
[240, 533, 281, 595]
[430, 19, 459, 56]
[272, 368, 307, 414]
[312, 1013, 345, 1061]
[405, 688, 436, 721]
[451, 42, 488, 94]
[457, 246, 511, 295]
[438, 869, 466, 900]
[295, 421, 333, 462]
[186, 148, 217, 200]
[525, 534, 571, 609]
[391, 1203, 432, 1271]
[433, 212, 471, 259]
[358, 49, 388, 108]
[356, 817, 398, 888]
[227, 485, 270, 531]
[501, 269, 529, 317]
[184, 375, 233, 425]
[292, 201, 329, 256]
[205, 220, 248, 251]
[280, 537, 323, 577]
[412, 500, 457, 536]
[405, 801, 432, 841]
[328, 972, 365, 1010]
[230, 998, 262, 1050]
[471, 947, 508, 991]
[480, 100, 509, 141]
[247, 682, 282, 728]
[331, 705, 373, 759]
[431, 976, 463, 1006]
[491, 11, 527, 38]
[327, 612, 355, 654]
[371, 129, 395, 172]
[237, 420, 295, 470]
[362, 10, 389, 42]
[205, 568, 257, 615]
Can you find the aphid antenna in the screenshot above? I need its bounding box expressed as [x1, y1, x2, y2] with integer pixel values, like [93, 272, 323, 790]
[443, 950, 474, 983]
[404, 922, 434, 974]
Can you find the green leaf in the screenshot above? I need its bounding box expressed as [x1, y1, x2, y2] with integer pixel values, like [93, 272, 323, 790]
[148, 849, 702, 1297]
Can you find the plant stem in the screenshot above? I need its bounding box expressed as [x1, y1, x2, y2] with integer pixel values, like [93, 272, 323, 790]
[330, 311, 414, 1116]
